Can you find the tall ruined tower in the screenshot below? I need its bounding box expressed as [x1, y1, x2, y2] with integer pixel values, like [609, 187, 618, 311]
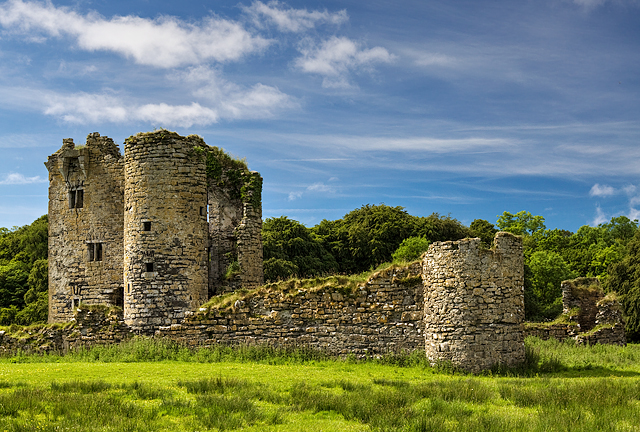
[46, 130, 263, 332]
[45, 133, 124, 323]
[123, 131, 209, 332]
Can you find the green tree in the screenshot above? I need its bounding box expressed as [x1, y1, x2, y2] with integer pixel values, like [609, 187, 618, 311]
[0, 216, 49, 324]
[469, 219, 498, 247]
[392, 237, 430, 262]
[262, 216, 337, 281]
[604, 230, 640, 341]
[496, 211, 546, 236]
[313, 204, 417, 274]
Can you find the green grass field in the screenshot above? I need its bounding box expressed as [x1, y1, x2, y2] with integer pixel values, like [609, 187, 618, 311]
[0, 337, 639, 432]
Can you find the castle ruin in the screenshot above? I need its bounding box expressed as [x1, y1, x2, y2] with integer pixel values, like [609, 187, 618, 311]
[45, 131, 263, 333]
[41, 134, 625, 371]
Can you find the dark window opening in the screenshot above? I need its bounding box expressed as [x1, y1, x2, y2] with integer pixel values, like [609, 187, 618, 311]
[88, 242, 103, 262]
[114, 286, 124, 308]
[145, 262, 154, 272]
[69, 190, 84, 209]
[200, 206, 205, 217]
[72, 298, 79, 308]
[143, 221, 151, 231]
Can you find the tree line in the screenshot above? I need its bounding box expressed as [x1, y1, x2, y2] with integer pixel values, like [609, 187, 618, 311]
[2, 206, 640, 341]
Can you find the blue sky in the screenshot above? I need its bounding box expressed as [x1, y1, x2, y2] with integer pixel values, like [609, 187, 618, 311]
[1, 0, 639, 231]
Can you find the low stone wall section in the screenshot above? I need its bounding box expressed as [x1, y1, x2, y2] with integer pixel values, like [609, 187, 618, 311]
[0, 307, 132, 355]
[157, 263, 424, 356]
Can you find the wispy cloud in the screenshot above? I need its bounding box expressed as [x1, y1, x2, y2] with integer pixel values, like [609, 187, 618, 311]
[0, 0, 270, 68]
[295, 36, 394, 88]
[569, 0, 640, 10]
[39, 84, 294, 127]
[287, 181, 337, 201]
[0, 172, 46, 185]
[243, 1, 348, 32]
[591, 205, 609, 226]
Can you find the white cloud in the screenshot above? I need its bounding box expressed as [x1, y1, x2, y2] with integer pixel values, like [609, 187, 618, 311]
[0, 0, 270, 68]
[288, 191, 302, 201]
[287, 181, 336, 201]
[295, 36, 394, 88]
[0, 173, 46, 185]
[179, 66, 297, 120]
[591, 205, 608, 226]
[243, 1, 347, 32]
[589, 183, 616, 197]
[39, 80, 294, 127]
[306, 182, 335, 193]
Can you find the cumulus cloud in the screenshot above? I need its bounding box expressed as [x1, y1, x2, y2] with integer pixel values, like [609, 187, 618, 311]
[589, 183, 616, 197]
[295, 36, 395, 88]
[0, 0, 270, 68]
[0, 173, 46, 185]
[243, 1, 347, 32]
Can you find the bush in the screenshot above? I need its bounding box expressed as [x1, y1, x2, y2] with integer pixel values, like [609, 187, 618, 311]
[392, 237, 430, 262]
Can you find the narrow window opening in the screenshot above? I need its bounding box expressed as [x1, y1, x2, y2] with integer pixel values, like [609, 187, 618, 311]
[143, 221, 151, 231]
[88, 242, 103, 262]
[145, 262, 154, 272]
[200, 206, 205, 217]
[115, 286, 124, 308]
[69, 189, 84, 209]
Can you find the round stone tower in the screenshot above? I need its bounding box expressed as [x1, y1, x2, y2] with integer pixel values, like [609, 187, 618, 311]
[422, 232, 525, 373]
[123, 131, 208, 332]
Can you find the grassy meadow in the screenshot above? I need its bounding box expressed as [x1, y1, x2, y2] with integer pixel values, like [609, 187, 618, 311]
[0, 337, 639, 431]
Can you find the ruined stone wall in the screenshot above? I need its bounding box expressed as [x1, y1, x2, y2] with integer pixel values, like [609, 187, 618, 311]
[207, 167, 263, 295]
[157, 263, 424, 355]
[525, 279, 626, 346]
[562, 278, 604, 331]
[237, 200, 263, 289]
[422, 232, 525, 373]
[45, 133, 124, 323]
[123, 131, 209, 333]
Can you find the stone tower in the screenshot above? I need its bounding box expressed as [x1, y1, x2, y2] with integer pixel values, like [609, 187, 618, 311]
[46, 131, 263, 332]
[45, 133, 124, 323]
[422, 232, 525, 372]
[123, 132, 209, 331]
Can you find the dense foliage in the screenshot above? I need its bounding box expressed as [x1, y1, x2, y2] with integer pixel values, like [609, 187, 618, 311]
[0, 215, 48, 325]
[262, 216, 338, 282]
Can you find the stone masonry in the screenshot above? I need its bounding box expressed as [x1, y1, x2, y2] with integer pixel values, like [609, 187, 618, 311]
[422, 232, 525, 373]
[46, 131, 263, 333]
[524, 277, 626, 346]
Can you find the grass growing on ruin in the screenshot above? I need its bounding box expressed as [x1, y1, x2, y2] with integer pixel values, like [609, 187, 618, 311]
[202, 261, 421, 313]
[1, 338, 640, 431]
